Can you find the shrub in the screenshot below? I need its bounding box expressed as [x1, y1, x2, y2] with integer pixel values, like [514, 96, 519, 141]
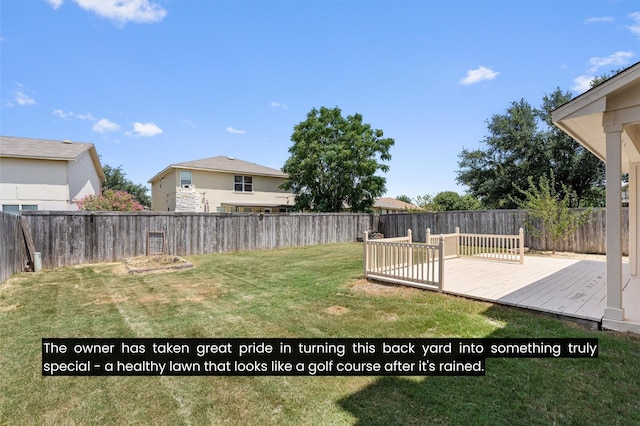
[74, 189, 144, 211]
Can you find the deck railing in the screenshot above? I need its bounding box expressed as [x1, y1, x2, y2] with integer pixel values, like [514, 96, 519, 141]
[363, 227, 525, 292]
[426, 227, 524, 264]
[363, 231, 444, 291]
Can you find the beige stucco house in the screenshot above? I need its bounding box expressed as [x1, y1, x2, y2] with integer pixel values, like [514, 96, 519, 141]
[553, 62, 640, 333]
[148, 156, 294, 213]
[0, 136, 104, 212]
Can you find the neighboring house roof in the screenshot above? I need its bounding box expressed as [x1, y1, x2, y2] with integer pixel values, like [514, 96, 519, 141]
[374, 197, 419, 211]
[0, 135, 105, 180]
[149, 156, 287, 183]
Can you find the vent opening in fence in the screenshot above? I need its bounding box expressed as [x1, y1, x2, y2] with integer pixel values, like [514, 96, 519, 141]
[147, 231, 167, 256]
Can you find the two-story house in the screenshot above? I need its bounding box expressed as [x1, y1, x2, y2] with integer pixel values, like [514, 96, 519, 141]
[0, 136, 104, 212]
[148, 156, 294, 213]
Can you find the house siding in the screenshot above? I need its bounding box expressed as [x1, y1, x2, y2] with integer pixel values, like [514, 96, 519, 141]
[68, 150, 102, 206]
[0, 157, 71, 210]
[151, 167, 292, 212]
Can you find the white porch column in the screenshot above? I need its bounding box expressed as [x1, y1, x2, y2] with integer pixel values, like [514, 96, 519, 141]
[604, 128, 625, 321]
[630, 163, 638, 276]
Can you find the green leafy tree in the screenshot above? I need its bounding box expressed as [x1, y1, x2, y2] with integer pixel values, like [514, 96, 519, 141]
[457, 99, 548, 209]
[74, 189, 144, 211]
[512, 173, 591, 253]
[415, 194, 438, 212]
[431, 191, 482, 211]
[102, 164, 151, 207]
[456, 90, 606, 209]
[395, 195, 413, 204]
[539, 88, 605, 207]
[281, 106, 394, 212]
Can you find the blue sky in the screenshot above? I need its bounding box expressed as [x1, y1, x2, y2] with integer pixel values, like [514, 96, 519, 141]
[2, 0, 639, 201]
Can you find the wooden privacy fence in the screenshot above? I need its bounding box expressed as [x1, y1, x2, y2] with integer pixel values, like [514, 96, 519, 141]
[363, 230, 444, 291]
[426, 227, 525, 264]
[18, 211, 376, 271]
[378, 208, 627, 255]
[1, 212, 26, 284]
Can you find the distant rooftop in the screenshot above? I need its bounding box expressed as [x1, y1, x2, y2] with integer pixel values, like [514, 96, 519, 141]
[0, 135, 105, 180]
[149, 155, 287, 182]
[1, 135, 96, 161]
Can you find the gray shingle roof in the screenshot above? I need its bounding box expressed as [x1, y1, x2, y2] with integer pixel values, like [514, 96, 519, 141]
[0, 135, 95, 160]
[0, 135, 105, 180]
[150, 156, 287, 182]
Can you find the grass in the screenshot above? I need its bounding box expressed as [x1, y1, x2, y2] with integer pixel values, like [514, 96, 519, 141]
[1, 242, 640, 425]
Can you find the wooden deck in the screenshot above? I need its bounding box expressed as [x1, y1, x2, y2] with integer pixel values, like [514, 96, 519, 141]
[433, 256, 636, 325]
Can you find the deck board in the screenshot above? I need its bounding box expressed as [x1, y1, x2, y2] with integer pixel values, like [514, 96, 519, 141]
[435, 256, 631, 323]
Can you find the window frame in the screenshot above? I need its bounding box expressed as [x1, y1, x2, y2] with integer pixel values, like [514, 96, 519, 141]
[234, 175, 253, 192]
[180, 170, 192, 186]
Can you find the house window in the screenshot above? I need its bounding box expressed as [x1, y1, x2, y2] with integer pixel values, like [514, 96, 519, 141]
[1, 204, 37, 214]
[234, 175, 253, 192]
[180, 170, 192, 186]
[243, 207, 253, 213]
[2, 205, 20, 214]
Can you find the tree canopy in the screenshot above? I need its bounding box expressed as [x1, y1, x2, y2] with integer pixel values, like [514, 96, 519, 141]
[281, 106, 394, 212]
[456, 88, 605, 209]
[102, 164, 151, 207]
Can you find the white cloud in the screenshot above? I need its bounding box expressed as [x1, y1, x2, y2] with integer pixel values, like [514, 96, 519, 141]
[53, 109, 73, 119]
[45, 0, 64, 9]
[571, 75, 594, 92]
[226, 126, 246, 134]
[629, 12, 640, 38]
[460, 66, 500, 86]
[76, 112, 96, 120]
[584, 16, 614, 24]
[131, 121, 163, 137]
[10, 84, 36, 106]
[271, 101, 288, 109]
[93, 118, 120, 133]
[588, 51, 634, 72]
[45, 0, 167, 24]
[73, 0, 167, 24]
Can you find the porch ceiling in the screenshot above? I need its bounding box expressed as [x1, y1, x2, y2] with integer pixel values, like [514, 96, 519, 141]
[552, 62, 640, 172]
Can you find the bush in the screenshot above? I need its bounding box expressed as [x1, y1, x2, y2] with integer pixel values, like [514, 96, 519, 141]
[74, 189, 144, 211]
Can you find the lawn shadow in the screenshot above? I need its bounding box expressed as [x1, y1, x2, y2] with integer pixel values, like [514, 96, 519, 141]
[336, 304, 617, 425]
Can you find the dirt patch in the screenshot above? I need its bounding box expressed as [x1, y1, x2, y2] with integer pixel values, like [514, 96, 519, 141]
[0, 303, 20, 312]
[347, 279, 423, 298]
[90, 296, 130, 305]
[123, 255, 193, 274]
[325, 305, 349, 315]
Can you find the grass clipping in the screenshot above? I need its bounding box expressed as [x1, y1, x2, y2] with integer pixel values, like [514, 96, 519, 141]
[123, 255, 193, 274]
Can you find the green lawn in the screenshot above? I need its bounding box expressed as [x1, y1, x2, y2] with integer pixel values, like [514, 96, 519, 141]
[1, 243, 639, 425]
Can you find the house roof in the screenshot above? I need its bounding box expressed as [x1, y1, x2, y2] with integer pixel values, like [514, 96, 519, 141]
[374, 197, 419, 211]
[0, 135, 105, 180]
[149, 156, 287, 183]
[552, 62, 640, 172]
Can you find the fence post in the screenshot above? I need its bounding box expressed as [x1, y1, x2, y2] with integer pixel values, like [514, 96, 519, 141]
[407, 229, 412, 243]
[455, 226, 460, 258]
[438, 234, 445, 291]
[519, 228, 524, 264]
[426, 228, 431, 245]
[363, 231, 369, 278]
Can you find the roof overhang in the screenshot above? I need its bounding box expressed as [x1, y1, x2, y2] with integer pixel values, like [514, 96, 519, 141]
[552, 62, 640, 173]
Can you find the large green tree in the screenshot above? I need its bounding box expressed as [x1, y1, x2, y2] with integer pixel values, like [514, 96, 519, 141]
[281, 106, 394, 212]
[456, 89, 605, 209]
[102, 164, 151, 207]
